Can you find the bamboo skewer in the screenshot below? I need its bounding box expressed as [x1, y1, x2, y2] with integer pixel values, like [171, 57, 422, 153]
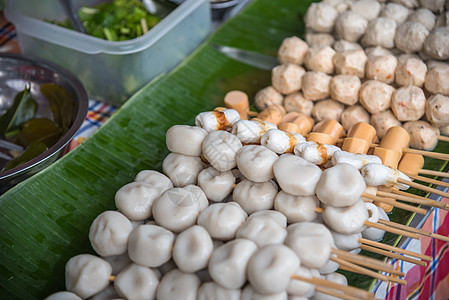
[418, 169, 449, 178]
[378, 219, 449, 242]
[314, 286, 360, 300]
[292, 274, 376, 300]
[359, 238, 432, 261]
[376, 190, 447, 210]
[404, 172, 449, 189]
[402, 147, 449, 161]
[438, 135, 449, 143]
[331, 248, 405, 276]
[331, 257, 407, 285]
[362, 193, 427, 215]
[398, 178, 449, 199]
[359, 244, 427, 267]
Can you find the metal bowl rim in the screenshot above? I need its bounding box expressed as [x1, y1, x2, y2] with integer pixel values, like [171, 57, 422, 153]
[0, 53, 89, 180]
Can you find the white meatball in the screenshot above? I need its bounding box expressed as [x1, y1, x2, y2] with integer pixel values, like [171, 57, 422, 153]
[114, 263, 159, 300]
[115, 182, 161, 221]
[426, 94, 449, 126]
[361, 163, 411, 190]
[287, 266, 316, 298]
[231, 119, 277, 144]
[362, 17, 397, 48]
[359, 80, 394, 114]
[197, 167, 234, 202]
[423, 26, 449, 60]
[312, 99, 345, 122]
[305, 2, 339, 33]
[341, 105, 370, 131]
[254, 86, 284, 111]
[134, 169, 173, 194]
[241, 285, 288, 300]
[274, 191, 319, 223]
[351, 0, 381, 21]
[395, 22, 429, 53]
[318, 257, 340, 275]
[183, 184, 208, 211]
[323, 200, 369, 234]
[403, 120, 440, 150]
[197, 202, 247, 240]
[173, 225, 213, 273]
[89, 211, 133, 257]
[285, 222, 334, 269]
[233, 179, 278, 214]
[278, 36, 309, 65]
[425, 63, 449, 96]
[362, 206, 389, 241]
[332, 151, 382, 170]
[391, 86, 426, 121]
[165, 125, 208, 156]
[65, 254, 112, 299]
[202, 130, 242, 172]
[395, 57, 427, 87]
[333, 39, 363, 53]
[45, 292, 82, 300]
[370, 110, 402, 139]
[329, 74, 361, 105]
[261, 129, 306, 154]
[301, 71, 332, 101]
[316, 163, 366, 207]
[313, 273, 348, 299]
[249, 209, 287, 228]
[103, 253, 131, 275]
[330, 230, 362, 252]
[236, 216, 287, 247]
[304, 46, 336, 74]
[435, 12, 449, 28]
[128, 224, 175, 267]
[323, 0, 352, 12]
[365, 55, 398, 84]
[156, 269, 200, 300]
[208, 238, 258, 289]
[294, 141, 341, 165]
[407, 8, 436, 31]
[380, 3, 410, 23]
[273, 154, 323, 196]
[197, 282, 241, 300]
[162, 153, 206, 187]
[272, 64, 306, 94]
[236, 145, 278, 182]
[333, 49, 368, 78]
[152, 187, 202, 232]
[195, 109, 239, 133]
[283, 92, 314, 115]
[247, 244, 300, 295]
[305, 32, 335, 48]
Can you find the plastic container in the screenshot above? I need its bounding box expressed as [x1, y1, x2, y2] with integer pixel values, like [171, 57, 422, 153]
[5, 0, 211, 106]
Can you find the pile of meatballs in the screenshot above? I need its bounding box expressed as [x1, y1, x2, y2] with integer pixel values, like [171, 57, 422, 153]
[254, 0, 449, 151]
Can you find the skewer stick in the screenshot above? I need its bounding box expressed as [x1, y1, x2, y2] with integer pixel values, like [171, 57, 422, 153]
[331, 248, 405, 276]
[364, 221, 421, 240]
[378, 219, 449, 243]
[397, 178, 449, 199]
[315, 286, 360, 300]
[418, 169, 449, 178]
[362, 193, 427, 215]
[359, 238, 432, 261]
[404, 172, 449, 188]
[387, 188, 449, 209]
[360, 244, 427, 266]
[314, 207, 421, 239]
[402, 147, 449, 161]
[291, 274, 375, 300]
[331, 257, 407, 285]
[108, 275, 116, 281]
[376, 190, 447, 210]
[438, 135, 449, 143]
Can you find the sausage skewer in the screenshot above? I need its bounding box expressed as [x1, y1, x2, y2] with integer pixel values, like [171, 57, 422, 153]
[378, 219, 449, 243]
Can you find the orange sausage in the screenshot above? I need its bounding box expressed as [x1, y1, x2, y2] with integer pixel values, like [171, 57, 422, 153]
[292, 115, 315, 135]
[281, 112, 302, 123]
[308, 120, 344, 145]
[342, 122, 377, 154]
[257, 105, 285, 125]
[397, 153, 425, 175]
[373, 147, 402, 169]
[278, 122, 301, 134]
[373, 126, 411, 169]
[224, 90, 250, 119]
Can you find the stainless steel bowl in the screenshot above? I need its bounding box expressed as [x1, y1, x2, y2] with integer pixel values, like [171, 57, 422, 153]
[0, 53, 88, 193]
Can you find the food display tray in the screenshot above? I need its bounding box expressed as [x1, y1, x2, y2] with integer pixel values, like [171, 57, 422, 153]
[0, 0, 447, 298]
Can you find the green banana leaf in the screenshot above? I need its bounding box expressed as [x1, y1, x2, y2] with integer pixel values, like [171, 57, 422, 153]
[0, 0, 447, 298]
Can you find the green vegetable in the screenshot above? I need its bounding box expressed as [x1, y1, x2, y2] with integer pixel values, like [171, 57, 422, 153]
[3, 141, 48, 171]
[0, 85, 37, 138]
[40, 83, 75, 131]
[57, 0, 174, 41]
[15, 118, 63, 148]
